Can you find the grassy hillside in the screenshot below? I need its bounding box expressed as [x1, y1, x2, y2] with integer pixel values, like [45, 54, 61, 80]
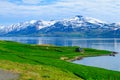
[0, 40, 120, 80]
[0, 60, 81, 80]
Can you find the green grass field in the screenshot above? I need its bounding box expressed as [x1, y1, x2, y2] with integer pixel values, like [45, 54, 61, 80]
[0, 40, 120, 80]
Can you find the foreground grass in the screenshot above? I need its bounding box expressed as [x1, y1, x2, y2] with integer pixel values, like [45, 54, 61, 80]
[0, 60, 81, 80]
[0, 40, 120, 80]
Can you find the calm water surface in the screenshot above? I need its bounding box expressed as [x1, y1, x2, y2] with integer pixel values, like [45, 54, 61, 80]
[0, 37, 120, 71]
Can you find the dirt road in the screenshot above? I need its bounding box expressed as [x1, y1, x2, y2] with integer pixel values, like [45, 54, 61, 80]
[0, 69, 19, 80]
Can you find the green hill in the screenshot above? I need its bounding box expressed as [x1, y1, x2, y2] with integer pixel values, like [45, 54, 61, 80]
[0, 40, 120, 80]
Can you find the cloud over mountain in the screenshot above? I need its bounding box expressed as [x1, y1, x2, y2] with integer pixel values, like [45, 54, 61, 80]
[0, 0, 120, 25]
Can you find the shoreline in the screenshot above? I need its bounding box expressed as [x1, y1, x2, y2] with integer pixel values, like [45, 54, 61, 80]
[67, 51, 118, 62]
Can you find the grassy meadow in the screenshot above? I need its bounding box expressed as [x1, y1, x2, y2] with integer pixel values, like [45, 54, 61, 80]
[0, 40, 120, 80]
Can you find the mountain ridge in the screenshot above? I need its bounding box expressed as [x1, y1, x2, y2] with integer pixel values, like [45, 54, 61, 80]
[0, 15, 120, 37]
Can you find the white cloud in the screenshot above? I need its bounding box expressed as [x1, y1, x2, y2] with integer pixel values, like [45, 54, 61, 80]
[22, 0, 42, 4]
[0, 0, 120, 24]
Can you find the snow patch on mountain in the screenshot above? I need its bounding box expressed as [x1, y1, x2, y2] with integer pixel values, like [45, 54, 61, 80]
[35, 20, 56, 30]
[30, 20, 37, 24]
[85, 17, 106, 24]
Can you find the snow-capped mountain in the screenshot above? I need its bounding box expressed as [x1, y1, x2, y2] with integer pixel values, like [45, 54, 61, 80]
[40, 15, 109, 33]
[52, 15, 106, 28]
[0, 15, 120, 37]
[0, 20, 55, 35]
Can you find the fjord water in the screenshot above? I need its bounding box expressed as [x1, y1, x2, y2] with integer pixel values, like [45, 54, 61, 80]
[0, 37, 120, 71]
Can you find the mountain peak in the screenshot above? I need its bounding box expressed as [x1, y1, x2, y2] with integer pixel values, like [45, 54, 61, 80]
[75, 15, 83, 18]
[72, 15, 106, 24]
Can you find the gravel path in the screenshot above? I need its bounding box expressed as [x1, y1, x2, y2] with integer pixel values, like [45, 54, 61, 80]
[0, 69, 19, 80]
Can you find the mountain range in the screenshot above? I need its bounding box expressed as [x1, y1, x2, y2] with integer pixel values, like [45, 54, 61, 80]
[1, 15, 120, 38]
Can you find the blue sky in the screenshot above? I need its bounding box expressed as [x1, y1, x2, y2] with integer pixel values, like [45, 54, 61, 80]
[0, 0, 120, 25]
